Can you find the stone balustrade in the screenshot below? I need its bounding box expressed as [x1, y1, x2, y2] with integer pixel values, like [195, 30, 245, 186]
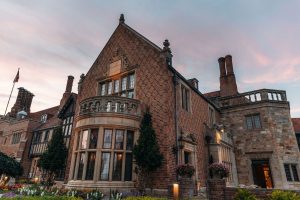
[79, 96, 141, 117]
[218, 89, 287, 108]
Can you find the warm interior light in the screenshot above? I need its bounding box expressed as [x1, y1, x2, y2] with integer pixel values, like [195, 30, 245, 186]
[173, 183, 179, 200]
[34, 177, 39, 183]
[117, 154, 122, 160]
[216, 132, 221, 143]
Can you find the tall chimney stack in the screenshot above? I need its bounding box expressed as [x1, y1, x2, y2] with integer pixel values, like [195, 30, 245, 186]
[218, 57, 226, 77]
[60, 75, 74, 107]
[225, 55, 234, 75]
[219, 55, 238, 97]
[65, 75, 74, 93]
[9, 87, 34, 118]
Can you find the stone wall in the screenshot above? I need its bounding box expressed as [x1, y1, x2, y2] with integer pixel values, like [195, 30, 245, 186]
[221, 101, 300, 189]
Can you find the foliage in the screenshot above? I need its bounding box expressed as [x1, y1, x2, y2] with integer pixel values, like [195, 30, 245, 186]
[176, 164, 195, 178]
[209, 162, 230, 178]
[125, 197, 167, 200]
[110, 190, 123, 200]
[270, 190, 300, 200]
[0, 151, 23, 178]
[86, 190, 104, 200]
[1, 196, 82, 200]
[234, 189, 257, 200]
[133, 109, 163, 194]
[38, 126, 67, 187]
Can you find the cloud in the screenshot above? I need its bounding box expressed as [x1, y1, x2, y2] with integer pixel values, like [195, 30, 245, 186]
[0, 0, 300, 118]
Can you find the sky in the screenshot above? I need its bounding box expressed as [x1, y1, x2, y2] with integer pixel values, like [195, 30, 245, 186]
[0, 0, 300, 117]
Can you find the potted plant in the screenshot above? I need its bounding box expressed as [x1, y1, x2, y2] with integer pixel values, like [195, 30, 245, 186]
[176, 164, 195, 198]
[209, 162, 229, 179]
[176, 164, 195, 178]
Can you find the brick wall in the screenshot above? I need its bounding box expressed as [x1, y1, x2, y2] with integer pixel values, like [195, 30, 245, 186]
[68, 22, 216, 189]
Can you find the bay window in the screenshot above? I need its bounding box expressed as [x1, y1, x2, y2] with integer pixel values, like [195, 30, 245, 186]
[73, 128, 135, 182]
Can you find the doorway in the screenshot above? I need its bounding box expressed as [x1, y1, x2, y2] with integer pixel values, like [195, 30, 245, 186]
[251, 160, 273, 188]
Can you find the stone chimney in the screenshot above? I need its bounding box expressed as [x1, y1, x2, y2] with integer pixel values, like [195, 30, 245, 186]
[9, 87, 34, 118]
[60, 75, 74, 107]
[219, 55, 238, 97]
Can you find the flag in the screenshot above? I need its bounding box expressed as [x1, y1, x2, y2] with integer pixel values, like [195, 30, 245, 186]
[13, 69, 19, 83]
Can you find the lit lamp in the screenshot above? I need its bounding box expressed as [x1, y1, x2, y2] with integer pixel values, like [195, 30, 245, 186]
[173, 183, 179, 200]
[34, 177, 39, 183]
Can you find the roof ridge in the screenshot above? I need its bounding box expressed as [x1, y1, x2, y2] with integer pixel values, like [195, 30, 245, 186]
[121, 23, 162, 52]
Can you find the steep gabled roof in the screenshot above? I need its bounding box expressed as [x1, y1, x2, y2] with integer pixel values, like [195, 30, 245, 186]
[85, 15, 219, 110]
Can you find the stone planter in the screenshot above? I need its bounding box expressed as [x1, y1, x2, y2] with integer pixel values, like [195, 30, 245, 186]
[211, 170, 226, 180]
[179, 176, 194, 199]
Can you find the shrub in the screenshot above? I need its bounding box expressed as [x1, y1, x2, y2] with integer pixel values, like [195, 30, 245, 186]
[234, 189, 257, 200]
[86, 190, 104, 200]
[125, 197, 167, 200]
[0, 151, 23, 178]
[176, 164, 195, 178]
[270, 190, 300, 200]
[209, 162, 230, 178]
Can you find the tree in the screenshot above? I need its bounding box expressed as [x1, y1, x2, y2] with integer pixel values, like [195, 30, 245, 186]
[133, 108, 163, 194]
[0, 151, 23, 186]
[38, 126, 67, 187]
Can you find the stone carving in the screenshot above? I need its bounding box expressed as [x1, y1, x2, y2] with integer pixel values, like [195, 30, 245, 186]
[79, 96, 141, 117]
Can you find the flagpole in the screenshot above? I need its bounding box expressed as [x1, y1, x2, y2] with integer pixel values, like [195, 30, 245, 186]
[4, 68, 19, 116]
[4, 82, 16, 116]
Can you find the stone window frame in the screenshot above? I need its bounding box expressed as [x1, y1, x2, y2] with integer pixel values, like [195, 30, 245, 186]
[62, 115, 74, 148]
[245, 113, 262, 130]
[180, 82, 192, 113]
[208, 106, 215, 128]
[71, 127, 135, 182]
[40, 114, 47, 123]
[284, 163, 300, 182]
[98, 71, 135, 99]
[11, 132, 22, 144]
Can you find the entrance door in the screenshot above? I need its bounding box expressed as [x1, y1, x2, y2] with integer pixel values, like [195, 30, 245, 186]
[251, 160, 273, 188]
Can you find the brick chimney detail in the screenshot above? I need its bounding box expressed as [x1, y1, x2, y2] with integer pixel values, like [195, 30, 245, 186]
[218, 57, 226, 77]
[9, 87, 34, 118]
[65, 76, 74, 93]
[60, 75, 74, 107]
[220, 55, 238, 97]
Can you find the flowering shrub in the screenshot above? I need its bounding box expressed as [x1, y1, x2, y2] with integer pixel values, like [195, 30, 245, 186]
[110, 190, 122, 200]
[176, 164, 195, 178]
[209, 162, 230, 178]
[86, 190, 104, 200]
[0, 183, 23, 192]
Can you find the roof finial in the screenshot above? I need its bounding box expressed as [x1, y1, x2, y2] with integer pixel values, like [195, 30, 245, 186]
[119, 14, 125, 24]
[163, 39, 171, 52]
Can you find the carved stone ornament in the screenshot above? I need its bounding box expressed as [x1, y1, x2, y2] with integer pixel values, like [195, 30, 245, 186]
[103, 47, 131, 77]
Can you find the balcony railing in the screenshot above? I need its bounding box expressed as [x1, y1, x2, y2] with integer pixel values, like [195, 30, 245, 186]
[79, 96, 141, 117]
[218, 89, 287, 108]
